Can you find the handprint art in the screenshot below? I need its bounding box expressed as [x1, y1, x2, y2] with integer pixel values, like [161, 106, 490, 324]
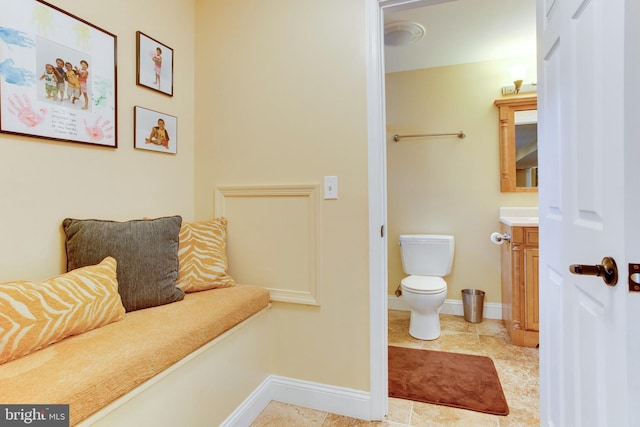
[31, 4, 54, 37]
[84, 117, 114, 143]
[73, 24, 92, 51]
[0, 59, 35, 86]
[7, 93, 46, 127]
[91, 77, 113, 108]
[0, 26, 35, 48]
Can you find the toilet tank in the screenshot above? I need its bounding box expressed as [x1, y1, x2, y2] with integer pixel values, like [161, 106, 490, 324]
[399, 234, 455, 276]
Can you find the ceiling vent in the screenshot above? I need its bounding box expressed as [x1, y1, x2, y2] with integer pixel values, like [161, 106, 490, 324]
[384, 22, 426, 47]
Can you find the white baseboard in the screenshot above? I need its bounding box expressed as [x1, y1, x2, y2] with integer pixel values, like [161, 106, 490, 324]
[221, 375, 372, 427]
[222, 298, 504, 426]
[220, 377, 274, 427]
[387, 295, 503, 320]
[270, 376, 371, 419]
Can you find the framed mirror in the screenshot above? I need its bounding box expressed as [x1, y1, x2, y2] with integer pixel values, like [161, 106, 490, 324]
[494, 95, 538, 192]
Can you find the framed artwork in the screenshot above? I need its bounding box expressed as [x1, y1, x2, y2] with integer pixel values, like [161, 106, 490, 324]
[136, 31, 173, 96]
[134, 106, 177, 154]
[0, 0, 117, 147]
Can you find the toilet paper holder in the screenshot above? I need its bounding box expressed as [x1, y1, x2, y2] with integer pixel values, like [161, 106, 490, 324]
[490, 232, 511, 244]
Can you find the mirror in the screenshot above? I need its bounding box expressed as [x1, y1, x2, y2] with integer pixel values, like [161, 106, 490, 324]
[494, 95, 538, 192]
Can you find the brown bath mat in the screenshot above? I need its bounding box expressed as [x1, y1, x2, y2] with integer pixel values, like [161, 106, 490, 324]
[388, 346, 509, 416]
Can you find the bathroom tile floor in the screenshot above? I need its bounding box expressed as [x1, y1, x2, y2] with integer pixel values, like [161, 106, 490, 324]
[250, 310, 539, 427]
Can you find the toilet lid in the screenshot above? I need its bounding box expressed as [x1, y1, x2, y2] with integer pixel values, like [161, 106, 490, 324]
[401, 276, 447, 294]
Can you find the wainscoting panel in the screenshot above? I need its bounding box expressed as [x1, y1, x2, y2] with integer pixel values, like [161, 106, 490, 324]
[215, 185, 320, 305]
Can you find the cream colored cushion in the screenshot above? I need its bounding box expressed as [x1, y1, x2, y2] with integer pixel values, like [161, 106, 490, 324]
[177, 218, 235, 292]
[0, 257, 125, 364]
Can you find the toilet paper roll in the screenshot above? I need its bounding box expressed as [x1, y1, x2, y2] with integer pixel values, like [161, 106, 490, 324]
[490, 232, 505, 245]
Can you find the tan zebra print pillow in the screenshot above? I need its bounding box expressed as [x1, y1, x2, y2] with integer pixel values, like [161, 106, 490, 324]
[0, 257, 125, 364]
[177, 217, 235, 292]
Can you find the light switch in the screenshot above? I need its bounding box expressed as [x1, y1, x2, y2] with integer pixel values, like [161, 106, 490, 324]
[324, 176, 338, 199]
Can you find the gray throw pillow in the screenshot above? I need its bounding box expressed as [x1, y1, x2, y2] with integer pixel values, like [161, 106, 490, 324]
[62, 216, 185, 312]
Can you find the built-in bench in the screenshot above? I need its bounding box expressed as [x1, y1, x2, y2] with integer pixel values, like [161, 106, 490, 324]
[0, 284, 271, 426]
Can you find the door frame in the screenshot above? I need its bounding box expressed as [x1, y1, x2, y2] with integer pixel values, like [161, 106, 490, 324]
[625, 0, 640, 422]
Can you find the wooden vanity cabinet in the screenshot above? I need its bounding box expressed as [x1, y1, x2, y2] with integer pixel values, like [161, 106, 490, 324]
[500, 223, 539, 348]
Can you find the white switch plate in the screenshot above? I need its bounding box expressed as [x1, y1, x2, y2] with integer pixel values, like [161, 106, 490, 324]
[324, 176, 338, 199]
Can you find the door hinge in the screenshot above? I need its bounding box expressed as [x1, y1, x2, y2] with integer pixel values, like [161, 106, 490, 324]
[380, 225, 384, 238]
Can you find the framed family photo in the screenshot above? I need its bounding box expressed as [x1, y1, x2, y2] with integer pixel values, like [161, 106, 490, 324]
[136, 31, 173, 96]
[134, 106, 177, 154]
[0, 0, 117, 147]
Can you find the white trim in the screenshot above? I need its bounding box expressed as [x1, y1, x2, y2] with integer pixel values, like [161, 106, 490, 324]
[270, 376, 372, 419]
[366, 0, 389, 421]
[387, 295, 504, 320]
[219, 378, 274, 427]
[221, 376, 372, 426]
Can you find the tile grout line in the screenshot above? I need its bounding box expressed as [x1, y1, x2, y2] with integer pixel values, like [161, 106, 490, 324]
[319, 410, 329, 426]
[408, 400, 414, 427]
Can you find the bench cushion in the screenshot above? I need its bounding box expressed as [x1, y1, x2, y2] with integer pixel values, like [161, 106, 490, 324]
[0, 284, 270, 425]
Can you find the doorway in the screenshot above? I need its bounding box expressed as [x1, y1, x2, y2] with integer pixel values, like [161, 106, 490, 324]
[367, 0, 537, 421]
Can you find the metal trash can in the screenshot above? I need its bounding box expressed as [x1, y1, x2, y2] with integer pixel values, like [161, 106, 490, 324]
[461, 289, 485, 323]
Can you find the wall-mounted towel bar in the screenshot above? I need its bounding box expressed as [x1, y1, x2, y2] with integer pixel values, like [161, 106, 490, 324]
[393, 131, 466, 142]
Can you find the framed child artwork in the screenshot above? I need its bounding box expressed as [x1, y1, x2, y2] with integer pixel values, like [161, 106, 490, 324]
[136, 31, 173, 96]
[134, 106, 177, 154]
[0, 0, 117, 147]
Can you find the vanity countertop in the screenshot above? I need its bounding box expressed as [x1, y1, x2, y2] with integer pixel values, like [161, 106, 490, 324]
[499, 207, 539, 227]
[499, 216, 539, 226]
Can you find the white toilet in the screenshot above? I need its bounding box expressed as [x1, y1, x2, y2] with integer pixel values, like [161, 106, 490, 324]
[399, 234, 455, 340]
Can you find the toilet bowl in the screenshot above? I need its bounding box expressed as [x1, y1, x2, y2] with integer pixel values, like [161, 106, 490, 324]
[401, 276, 448, 340]
[399, 234, 454, 340]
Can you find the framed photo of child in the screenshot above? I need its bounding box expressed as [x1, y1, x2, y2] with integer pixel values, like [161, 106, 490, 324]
[0, 0, 117, 147]
[136, 32, 173, 96]
[134, 106, 177, 154]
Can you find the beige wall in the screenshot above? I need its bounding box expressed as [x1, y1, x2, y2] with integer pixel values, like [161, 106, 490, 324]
[0, 0, 196, 282]
[1, 0, 372, 397]
[385, 57, 538, 303]
[194, 0, 371, 390]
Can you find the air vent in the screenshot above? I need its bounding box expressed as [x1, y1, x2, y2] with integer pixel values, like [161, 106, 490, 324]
[384, 22, 426, 46]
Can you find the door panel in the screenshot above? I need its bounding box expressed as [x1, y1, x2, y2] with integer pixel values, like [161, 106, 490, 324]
[538, 0, 628, 426]
[574, 1, 605, 221]
[524, 249, 539, 331]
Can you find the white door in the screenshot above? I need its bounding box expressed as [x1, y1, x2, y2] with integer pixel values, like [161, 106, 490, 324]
[538, 0, 640, 426]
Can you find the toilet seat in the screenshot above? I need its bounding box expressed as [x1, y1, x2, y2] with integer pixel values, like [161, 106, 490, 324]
[401, 275, 447, 294]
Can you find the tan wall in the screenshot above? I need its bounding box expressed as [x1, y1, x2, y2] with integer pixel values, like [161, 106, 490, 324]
[194, 0, 371, 390]
[385, 57, 538, 304]
[1, 0, 372, 397]
[0, 0, 196, 282]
